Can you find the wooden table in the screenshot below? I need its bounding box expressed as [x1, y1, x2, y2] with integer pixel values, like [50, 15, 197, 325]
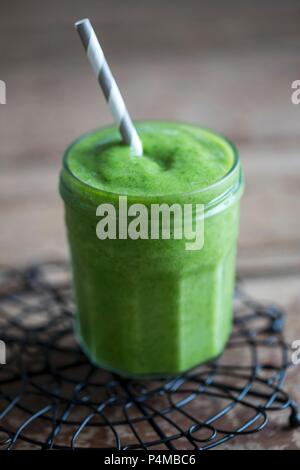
[0, 0, 300, 450]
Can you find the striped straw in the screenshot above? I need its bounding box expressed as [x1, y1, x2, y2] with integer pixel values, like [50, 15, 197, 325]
[75, 18, 143, 157]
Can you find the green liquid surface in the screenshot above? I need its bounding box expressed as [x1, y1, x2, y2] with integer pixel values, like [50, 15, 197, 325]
[66, 121, 235, 197]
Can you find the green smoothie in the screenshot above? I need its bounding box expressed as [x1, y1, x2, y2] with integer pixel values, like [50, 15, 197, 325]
[60, 121, 243, 376]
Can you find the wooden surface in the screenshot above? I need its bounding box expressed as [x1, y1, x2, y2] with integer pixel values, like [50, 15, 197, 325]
[0, 0, 300, 450]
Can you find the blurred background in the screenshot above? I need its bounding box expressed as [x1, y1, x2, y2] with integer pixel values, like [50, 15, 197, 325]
[0, 0, 300, 449]
[1, 0, 300, 274]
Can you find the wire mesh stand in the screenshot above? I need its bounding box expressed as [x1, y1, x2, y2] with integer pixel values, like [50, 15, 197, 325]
[0, 261, 299, 450]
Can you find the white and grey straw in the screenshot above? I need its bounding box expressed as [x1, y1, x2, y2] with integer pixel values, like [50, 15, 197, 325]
[75, 18, 143, 157]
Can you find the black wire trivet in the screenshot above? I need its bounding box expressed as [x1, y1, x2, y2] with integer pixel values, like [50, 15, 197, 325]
[0, 261, 299, 450]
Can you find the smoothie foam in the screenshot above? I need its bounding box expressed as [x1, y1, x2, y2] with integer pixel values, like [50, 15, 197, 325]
[66, 121, 234, 196]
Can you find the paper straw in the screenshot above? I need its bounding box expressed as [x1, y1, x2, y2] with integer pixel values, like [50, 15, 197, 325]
[75, 18, 143, 157]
